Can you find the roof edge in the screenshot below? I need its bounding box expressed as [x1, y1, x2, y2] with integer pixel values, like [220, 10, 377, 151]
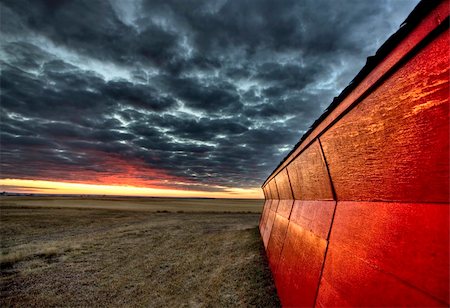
[262, 0, 446, 188]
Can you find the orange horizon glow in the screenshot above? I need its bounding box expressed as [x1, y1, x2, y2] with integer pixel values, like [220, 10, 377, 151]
[0, 179, 264, 199]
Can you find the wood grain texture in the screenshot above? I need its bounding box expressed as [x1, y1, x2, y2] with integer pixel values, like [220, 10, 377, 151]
[265, 183, 273, 199]
[270, 199, 279, 212]
[263, 1, 449, 186]
[289, 200, 336, 239]
[327, 201, 449, 303]
[266, 214, 289, 273]
[274, 169, 293, 199]
[275, 222, 327, 307]
[287, 140, 334, 200]
[317, 244, 446, 307]
[276, 200, 294, 219]
[260, 6, 449, 307]
[259, 200, 271, 234]
[321, 30, 449, 203]
[261, 200, 275, 235]
[263, 210, 276, 249]
[262, 185, 269, 200]
[260, 200, 272, 237]
[268, 180, 279, 200]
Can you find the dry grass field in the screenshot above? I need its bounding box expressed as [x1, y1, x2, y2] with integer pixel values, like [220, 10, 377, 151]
[0, 197, 280, 307]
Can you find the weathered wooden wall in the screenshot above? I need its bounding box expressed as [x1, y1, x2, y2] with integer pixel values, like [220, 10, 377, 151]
[260, 1, 449, 306]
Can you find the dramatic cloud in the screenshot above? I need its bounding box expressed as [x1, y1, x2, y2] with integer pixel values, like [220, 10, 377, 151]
[0, 0, 418, 193]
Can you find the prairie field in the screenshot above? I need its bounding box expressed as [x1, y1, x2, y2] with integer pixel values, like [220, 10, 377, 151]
[0, 196, 280, 307]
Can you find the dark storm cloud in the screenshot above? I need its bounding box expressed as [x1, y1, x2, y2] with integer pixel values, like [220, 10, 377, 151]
[164, 75, 242, 112]
[0, 0, 419, 190]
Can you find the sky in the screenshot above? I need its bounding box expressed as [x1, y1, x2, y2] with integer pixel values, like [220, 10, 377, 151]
[0, 0, 419, 198]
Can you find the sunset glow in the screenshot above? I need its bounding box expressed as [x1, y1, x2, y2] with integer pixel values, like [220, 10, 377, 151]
[0, 179, 263, 199]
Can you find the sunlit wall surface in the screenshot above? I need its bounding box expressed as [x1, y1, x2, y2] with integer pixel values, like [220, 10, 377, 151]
[259, 1, 449, 306]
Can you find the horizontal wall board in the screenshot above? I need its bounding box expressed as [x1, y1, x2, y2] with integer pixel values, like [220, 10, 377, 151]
[259, 200, 271, 234]
[263, 210, 276, 249]
[268, 180, 279, 200]
[259, 5, 449, 307]
[320, 30, 449, 203]
[262, 1, 449, 186]
[265, 183, 273, 200]
[261, 201, 276, 236]
[289, 200, 336, 239]
[266, 214, 290, 273]
[270, 199, 279, 212]
[262, 185, 269, 200]
[287, 140, 334, 200]
[276, 200, 294, 219]
[328, 201, 449, 303]
[275, 222, 327, 307]
[317, 244, 446, 307]
[274, 169, 293, 199]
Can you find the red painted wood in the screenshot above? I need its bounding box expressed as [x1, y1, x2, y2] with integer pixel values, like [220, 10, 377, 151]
[259, 4, 449, 307]
[270, 199, 279, 212]
[289, 200, 336, 239]
[326, 201, 449, 303]
[258, 201, 266, 228]
[287, 140, 334, 200]
[263, 210, 276, 248]
[275, 222, 327, 307]
[320, 30, 450, 203]
[259, 200, 271, 234]
[260, 200, 270, 235]
[265, 182, 274, 199]
[261, 200, 275, 234]
[268, 180, 279, 200]
[266, 214, 289, 273]
[317, 244, 446, 307]
[262, 185, 269, 200]
[263, 1, 449, 186]
[274, 169, 293, 199]
[276, 199, 294, 219]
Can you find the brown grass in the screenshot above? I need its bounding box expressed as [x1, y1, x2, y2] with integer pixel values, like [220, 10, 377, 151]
[0, 197, 279, 307]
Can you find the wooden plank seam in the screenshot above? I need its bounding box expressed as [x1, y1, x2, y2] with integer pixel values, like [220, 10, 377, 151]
[262, 6, 449, 187]
[271, 168, 296, 278]
[312, 137, 339, 308]
[259, 4, 449, 306]
[285, 167, 296, 220]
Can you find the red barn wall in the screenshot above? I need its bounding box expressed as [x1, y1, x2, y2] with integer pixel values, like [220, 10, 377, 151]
[259, 1, 449, 306]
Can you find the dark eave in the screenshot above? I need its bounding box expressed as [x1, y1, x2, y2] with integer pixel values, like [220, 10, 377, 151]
[262, 0, 445, 188]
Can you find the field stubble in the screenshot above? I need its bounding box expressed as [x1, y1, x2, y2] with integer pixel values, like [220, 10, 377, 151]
[0, 197, 280, 307]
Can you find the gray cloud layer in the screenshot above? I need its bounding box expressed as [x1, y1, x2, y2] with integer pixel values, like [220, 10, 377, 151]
[0, 0, 418, 191]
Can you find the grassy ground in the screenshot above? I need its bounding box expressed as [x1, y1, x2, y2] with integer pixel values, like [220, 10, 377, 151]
[0, 197, 280, 307]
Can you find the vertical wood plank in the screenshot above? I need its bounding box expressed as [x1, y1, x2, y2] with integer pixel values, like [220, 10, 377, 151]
[287, 140, 334, 200]
[266, 214, 290, 273]
[325, 201, 449, 303]
[289, 200, 336, 239]
[317, 243, 445, 307]
[268, 179, 279, 200]
[275, 222, 328, 307]
[259, 200, 271, 235]
[263, 209, 277, 248]
[276, 200, 294, 219]
[320, 30, 449, 203]
[274, 169, 293, 199]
